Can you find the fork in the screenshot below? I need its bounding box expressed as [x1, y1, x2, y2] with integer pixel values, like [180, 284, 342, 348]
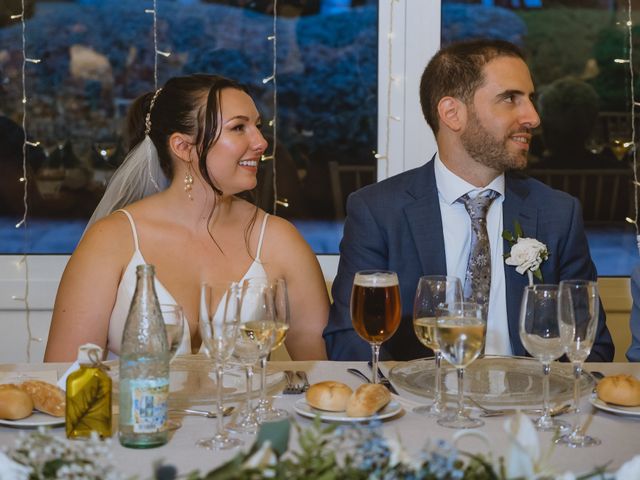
[296, 371, 310, 392]
[283, 370, 305, 394]
[467, 397, 571, 418]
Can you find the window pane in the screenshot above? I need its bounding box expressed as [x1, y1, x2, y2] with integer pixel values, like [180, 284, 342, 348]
[441, 0, 639, 275]
[0, 0, 378, 254]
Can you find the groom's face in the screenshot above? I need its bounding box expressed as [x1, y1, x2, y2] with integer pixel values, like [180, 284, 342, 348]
[460, 56, 540, 172]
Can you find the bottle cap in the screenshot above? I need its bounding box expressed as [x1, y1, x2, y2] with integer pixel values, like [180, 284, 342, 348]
[77, 343, 103, 365]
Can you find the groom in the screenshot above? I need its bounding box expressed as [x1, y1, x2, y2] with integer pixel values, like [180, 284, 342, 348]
[324, 39, 614, 361]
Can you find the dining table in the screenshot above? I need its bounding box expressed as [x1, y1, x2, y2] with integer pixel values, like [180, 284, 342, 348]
[1, 359, 639, 478]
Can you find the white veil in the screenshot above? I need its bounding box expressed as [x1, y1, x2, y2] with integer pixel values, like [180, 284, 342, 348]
[84, 135, 169, 233]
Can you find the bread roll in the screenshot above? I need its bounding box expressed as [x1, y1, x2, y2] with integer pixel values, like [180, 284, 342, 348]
[306, 381, 353, 411]
[0, 384, 34, 420]
[346, 383, 391, 417]
[596, 374, 640, 407]
[19, 380, 65, 417]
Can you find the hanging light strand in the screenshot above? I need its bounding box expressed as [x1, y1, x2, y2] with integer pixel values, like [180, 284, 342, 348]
[145, 0, 171, 90]
[12, 0, 43, 362]
[624, 1, 640, 254]
[374, 0, 399, 178]
[261, 0, 280, 213]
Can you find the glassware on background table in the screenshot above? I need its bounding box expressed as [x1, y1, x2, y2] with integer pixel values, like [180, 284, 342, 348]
[557, 280, 601, 447]
[434, 302, 486, 429]
[351, 271, 401, 384]
[241, 278, 290, 423]
[412, 275, 463, 416]
[519, 284, 572, 432]
[197, 282, 242, 450]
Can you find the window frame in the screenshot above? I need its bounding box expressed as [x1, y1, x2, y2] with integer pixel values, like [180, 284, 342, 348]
[1, 1, 442, 284]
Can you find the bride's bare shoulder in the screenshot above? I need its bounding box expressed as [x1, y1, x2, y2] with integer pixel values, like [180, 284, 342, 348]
[78, 210, 136, 256]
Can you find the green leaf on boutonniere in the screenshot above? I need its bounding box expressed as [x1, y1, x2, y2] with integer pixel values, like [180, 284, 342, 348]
[533, 268, 543, 282]
[514, 220, 524, 238]
[502, 230, 515, 243]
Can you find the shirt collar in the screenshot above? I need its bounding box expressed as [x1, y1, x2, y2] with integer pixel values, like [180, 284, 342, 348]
[433, 153, 505, 205]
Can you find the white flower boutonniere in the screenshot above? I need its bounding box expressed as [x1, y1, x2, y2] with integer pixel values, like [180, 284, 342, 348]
[503, 221, 549, 286]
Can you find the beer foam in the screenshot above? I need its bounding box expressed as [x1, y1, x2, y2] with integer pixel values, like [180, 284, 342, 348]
[354, 272, 398, 287]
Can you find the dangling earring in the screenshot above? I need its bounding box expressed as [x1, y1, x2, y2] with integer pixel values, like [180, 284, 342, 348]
[184, 163, 194, 200]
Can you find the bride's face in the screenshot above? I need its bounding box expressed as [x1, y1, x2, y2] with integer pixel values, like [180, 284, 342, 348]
[204, 88, 267, 195]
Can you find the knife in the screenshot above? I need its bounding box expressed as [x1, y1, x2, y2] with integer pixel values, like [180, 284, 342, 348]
[367, 361, 398, 394]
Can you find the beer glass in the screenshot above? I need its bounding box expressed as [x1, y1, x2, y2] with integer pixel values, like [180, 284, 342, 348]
[435, 302, 486, 429]
[557, 280, 601, 447]
[412, 275, 463, 416]
[197, 282, 241, 450]
[519, 284, 572, 432]
[350, 270, 401, 383]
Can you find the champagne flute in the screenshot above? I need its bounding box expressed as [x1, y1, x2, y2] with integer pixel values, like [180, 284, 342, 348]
[240, 278, 289, 422]
[197, 282, 242, 450]
[412, 275, 463, 416]
[519, 284, 571, 432]
[350, 271, 401, 384]
[435, 302, 486, 429]
[557, 280, 601, 447]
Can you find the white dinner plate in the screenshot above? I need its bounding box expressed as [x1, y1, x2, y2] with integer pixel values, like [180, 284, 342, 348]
[293, 398, 403, 423]
[0, 412, 65, 429]
[590, 397, 640, 417]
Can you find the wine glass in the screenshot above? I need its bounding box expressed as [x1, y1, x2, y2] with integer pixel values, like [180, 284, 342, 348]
[197, 282, 242, 450]
[161, 304, 186, 431]
[240, 278, 290, 423]
[557, 280, 601, 447]
[434, 302, 486, 429]
[519, 284, 571, 432]
[412, 275, 463, 416]
[161, 304, 186, 361]
[350, 271, 401, 384]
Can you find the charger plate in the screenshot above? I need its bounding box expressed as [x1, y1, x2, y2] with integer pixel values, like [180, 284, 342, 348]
[389, 355, 595, 407]
[108, 355, 284, 407]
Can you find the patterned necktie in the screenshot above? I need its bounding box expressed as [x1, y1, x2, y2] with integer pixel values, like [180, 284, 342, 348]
[458, 190, 499, 306]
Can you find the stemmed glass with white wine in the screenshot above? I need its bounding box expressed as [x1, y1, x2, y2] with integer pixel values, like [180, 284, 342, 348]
[241, 278, 290, 423]
[351, 271, 401, 384]
[434, 302, 486, 429]
[557, 280, 601, 447]
[197, 282, 242, 450]
[412, 275, 463, 416]
[519, 284, 572, 432]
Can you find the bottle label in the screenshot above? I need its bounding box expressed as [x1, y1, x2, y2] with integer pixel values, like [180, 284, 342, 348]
[129, 378, 169, 433]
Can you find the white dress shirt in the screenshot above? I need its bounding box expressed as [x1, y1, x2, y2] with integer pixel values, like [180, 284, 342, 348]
[433, 154, 512, 355]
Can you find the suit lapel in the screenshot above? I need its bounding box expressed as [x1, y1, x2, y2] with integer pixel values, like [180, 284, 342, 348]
[503, 174, 537, 356]
[404, 160, 447, 276]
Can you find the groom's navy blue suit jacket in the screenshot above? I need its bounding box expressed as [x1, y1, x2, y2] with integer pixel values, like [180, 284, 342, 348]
[324, 159, 614, 362]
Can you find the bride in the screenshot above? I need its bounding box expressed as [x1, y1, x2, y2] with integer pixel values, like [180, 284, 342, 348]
[44, 74, 329, 361]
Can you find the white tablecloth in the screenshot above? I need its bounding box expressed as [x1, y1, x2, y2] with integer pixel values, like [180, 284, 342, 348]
[1, 361, 639, 477]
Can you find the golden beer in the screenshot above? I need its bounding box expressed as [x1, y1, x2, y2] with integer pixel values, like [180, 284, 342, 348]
[351, 272, 401, 343]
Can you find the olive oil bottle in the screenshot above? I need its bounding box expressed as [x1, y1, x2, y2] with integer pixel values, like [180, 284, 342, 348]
[66, 344, 112, 439]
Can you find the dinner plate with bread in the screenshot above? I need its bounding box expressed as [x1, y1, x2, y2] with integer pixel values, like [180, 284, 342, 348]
[0, 381, 65, 428]
[590, 374, 640, 417]
[294, 381, 403, 422]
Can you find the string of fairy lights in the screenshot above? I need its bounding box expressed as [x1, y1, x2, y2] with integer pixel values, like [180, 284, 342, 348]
[624, 0, 640, 255]
[374, 0, 399, 179]
[11, 0, 42, 362]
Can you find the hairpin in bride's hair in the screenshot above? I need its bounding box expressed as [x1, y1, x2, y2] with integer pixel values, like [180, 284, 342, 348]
[144, 88, 163, 136]
[144, 88, 163, 191]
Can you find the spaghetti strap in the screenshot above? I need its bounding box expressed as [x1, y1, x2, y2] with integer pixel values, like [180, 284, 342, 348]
[255, 214, 269, 261]
[115, 209, 140, 251]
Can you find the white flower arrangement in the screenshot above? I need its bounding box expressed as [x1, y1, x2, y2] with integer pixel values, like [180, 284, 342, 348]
[503, 221, 549, 286]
